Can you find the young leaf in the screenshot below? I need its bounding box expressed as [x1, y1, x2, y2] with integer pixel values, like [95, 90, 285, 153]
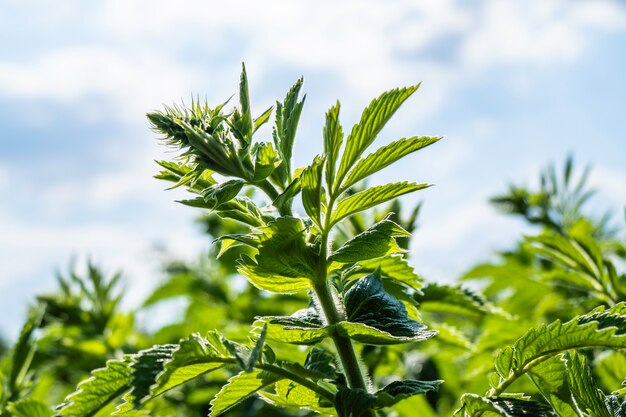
[415, 283, 502, 317]
[324, 102, 344, 192]
[253, 142, 280, 181]
[57, 358, 133, 417]
[342, 270, 436, 343]
[203, 180, 245, 208]
[342, 254, 423, 291]
[209, 370, 282, 417]
[375, 379, 442, 408]
[272, 78, 305, 185]
[332, 182, 430, 226]
[329, 216, 410, 263]
[301, 155, 325, 228]
[335, 85, 420, 188]
[343, 136, 440, 190]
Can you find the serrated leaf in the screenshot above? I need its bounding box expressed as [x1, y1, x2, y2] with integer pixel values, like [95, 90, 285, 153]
[253, 142, 280, 181]
[202, 180, 245, 208]
[335, 321, 435, 345]
[324, 101, 344, 192]
[209, 370, 282, 416]
[330, 216, 409, 263]
[343, 136, 440, 189]
[57, 358, 132, 417]
[259, 307, 328, 344]
[459, 394, 557, 417]
[565, 351, 612, 417]
[272, 78, 305, 185]
[237, 217, 317, 293]
[151, 332, 230, 397]
[336, 85, 420, 188]
[8, 398, 52, 417]
[332, 182, 430, 226]
[335, 387, 377, 417]
[375, 379, 442, 408]
[343, 271, 433, 343]
[527, 355, 579, 417]
[415, 283, 501, 317]
[128, 344, 178, 408]
[495, 303, 626, 381]
[260, 379, 329, 411]
[301, 155, 325, 227]
[253, 106, 273, 133]
[342, 254, 422, 291]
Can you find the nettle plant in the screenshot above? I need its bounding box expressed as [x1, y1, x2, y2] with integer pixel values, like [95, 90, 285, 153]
[50, 66, 626, 417]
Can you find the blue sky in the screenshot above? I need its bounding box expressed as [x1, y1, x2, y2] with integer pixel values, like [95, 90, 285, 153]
[1, 0, 626, 338]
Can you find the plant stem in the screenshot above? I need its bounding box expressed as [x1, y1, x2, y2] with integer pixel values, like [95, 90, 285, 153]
[314, 193, 377, 416]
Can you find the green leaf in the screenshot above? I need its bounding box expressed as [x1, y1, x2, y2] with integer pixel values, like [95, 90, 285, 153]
[203, 180, 245, 208]
[324, 101, 344, 192]
[495, 303, 626, 382]
[253, 106, 273, 133]
[7, 399, 53, 417]
[459, 394, 557, 417]
[335, 321, 435, 345]
[343, 136, 440, 189]
[342, 254, 423, 291]
[209, 370, 283, 416]
[375, 379, 442, 408]
[151, 332, 230, 397]
[236, 63, 253, 143]
[330, 216, 409, 263]
[253, 142, 280, 181]
[332, 182, 430, 226]
[415, 283, 502, 317]
[272, 78, 305, 185]
[335, 388, 377, 417]
[527, 355, 579, 417]
[128, 344, 178, 408]
[238, 257, 314, 293]
[9, 308, 43, 392]
[237, 217, 317, 293]
[259, 307, 328, 344]
[260, 379, 330, 411]
[301, 155, 325, 228]
[565, 351, 612, 417]
[228, 323, 267, 372]
[335, 85, 420, 188]
[57, 358, 132, 417]
[342, 271, 436, 344]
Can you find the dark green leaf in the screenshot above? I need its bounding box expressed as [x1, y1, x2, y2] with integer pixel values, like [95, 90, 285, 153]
[343, 270, 435, 343]
[565, 351, 611, 417]
[459, 394, 557, 417]
[335, 388, 377, 417]
[375, 379, 442, 408]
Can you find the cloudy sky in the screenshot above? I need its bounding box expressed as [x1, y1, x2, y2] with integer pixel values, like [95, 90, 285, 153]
[1, 0, 626, 338]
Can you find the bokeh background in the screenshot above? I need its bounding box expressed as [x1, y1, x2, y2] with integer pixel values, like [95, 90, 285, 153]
[1, 0, 626, 339]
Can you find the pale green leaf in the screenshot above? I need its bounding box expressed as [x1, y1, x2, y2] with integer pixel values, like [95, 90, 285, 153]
[301, 155, 325, 227]
[324, 101, 344, 192]
[209, 370, 282, 416]
[332, 182, 430, 226]
[343, 136, 440, 189]
[336, 85, 420, 188]
[329, 216, 409, 263]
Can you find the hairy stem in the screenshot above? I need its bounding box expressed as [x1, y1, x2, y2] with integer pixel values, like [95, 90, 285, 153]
[314, 195, 377, 417]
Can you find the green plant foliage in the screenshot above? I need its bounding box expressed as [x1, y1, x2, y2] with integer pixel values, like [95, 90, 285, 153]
[3, 67, 626, 417]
